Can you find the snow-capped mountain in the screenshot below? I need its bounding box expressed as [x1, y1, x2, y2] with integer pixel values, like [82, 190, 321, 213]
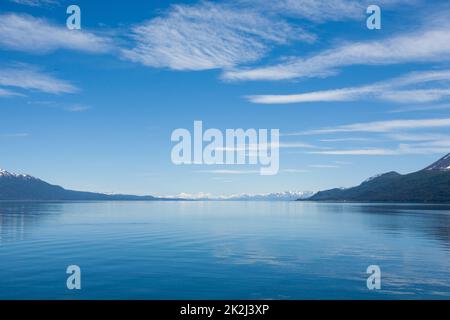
[224, 191, 315, 201]
[424, 153, 450, 171]
[307, 152, 450, 203]
[0, 167, 159, 201]
[0, 168, 36, 180]
[165, 191, 315, 201]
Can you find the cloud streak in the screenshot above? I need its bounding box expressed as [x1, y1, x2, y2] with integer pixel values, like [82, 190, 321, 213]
[0, 133, 29, 138]
[0, 87, 22, 97]
[300, 118, 450, 135]
[9, 0, 58, 7]
[0, 66, 78, 94]
[310, 145, 450, 156]
[64, 104, 90, 112]
[389, 103, 450, 113]
[259, 0, 366, 22]
[309, 164, 339, 168]
[247, 70, 450, 104]
[0, 13, 112, 54]
[197, 169, 260, 174]
[385, 133, 450, 142]
[253, 0, 418, 23]
[282, 169, 309, 173]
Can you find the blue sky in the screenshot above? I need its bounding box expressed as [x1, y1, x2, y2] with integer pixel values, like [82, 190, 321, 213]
[1, 0, 450, 197]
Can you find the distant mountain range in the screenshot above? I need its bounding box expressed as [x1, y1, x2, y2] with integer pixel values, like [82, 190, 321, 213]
[5, 152, 450, 203]
[0, 167, 315, 202]
[0, 168, 168, 201]
[168, 191, 315, 201]
[222, 191, 315, 201]
[304, 153, 450, 203]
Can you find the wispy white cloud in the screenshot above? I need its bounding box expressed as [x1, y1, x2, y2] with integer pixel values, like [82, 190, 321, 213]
[122, 2, 314, 71]
[9, 0, 58, 7]
[224, 21, 450, 81]
[214, 141, 316, 153]
[211, 177, 234, 183]
[282, 169, 309, 173]
[251, 0, 417, 23]
[121, 0, 419, 72]
[380, 89, 450, 103]
[0, 133, 29, 138]
[257, 0, 365, 22]
[247, 69, 450, 104]
[301, 117, 450, 156]
[0, 13, 112, 54]
[64, 104, 90, 112]
[334, 160, 353, 165]
[300, 117, 450, 135]
[0, 65, 78, 94]
[320, 137, 372, 142]
[26, 100, 55, 106]
[310, 145, 450, 156]
[0, 87, 22, 97]
[311, 148, 397, 155]
[197, 169, 260, 174]
[248, 87, 374, 104]
[309, 164, 340, 168]
[385, 133, 450, 142]
[292, 117, 450, 157]
[278, 142, 317, 148]
[26, 100, 89, 111]
[389, 103, 450, 113]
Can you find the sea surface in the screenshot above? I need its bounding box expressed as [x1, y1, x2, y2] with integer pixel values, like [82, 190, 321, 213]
[0, 201, 449, 299]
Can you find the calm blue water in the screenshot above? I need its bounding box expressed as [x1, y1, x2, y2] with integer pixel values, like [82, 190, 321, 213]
[0, 201, 449, 299]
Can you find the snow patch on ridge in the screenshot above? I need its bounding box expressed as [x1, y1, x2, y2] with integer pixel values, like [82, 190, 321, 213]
[0, 168, 35, 179]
